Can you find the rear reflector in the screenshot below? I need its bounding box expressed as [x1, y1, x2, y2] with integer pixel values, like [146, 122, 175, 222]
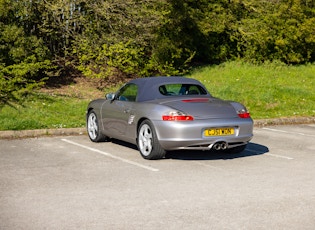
[162, 115, 194, 121]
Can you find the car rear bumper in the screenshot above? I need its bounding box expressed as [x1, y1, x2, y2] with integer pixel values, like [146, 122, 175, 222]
[152, 118, 253, 151]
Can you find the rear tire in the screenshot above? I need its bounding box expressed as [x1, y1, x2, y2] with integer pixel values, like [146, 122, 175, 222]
[137, 119, 166, 160]
[87, 110, 108, 142]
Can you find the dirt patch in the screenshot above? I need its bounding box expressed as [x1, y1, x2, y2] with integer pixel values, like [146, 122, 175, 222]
[41, 76, 104, 99]
[40, 65, 134, 100]
[40, 74, 131, 100]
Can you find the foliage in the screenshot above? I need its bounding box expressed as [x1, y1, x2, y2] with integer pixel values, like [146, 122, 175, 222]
[0, 60, 51, 109]
[0, 0, 52, 108]
[234, 0, 315, 63]
[2, 0, 315, 73]
[69, 0, 315, 77]
[74, 40, 150, 78]
[71, 0, 174, 77]
[1, 0, 315, 110]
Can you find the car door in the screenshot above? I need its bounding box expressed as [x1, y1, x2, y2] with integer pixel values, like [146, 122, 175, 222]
[102, 83, 138, 138]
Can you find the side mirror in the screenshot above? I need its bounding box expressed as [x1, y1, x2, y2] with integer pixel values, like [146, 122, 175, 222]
[105, 93, 115, 101]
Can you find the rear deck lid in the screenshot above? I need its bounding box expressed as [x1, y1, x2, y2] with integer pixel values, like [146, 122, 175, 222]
[159, 97, 238, 119]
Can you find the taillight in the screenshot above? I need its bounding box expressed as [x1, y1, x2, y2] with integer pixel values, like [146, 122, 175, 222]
[162, 115, 194, 121]
[162, 111, 194, 121]
[238, 110, 251, 118]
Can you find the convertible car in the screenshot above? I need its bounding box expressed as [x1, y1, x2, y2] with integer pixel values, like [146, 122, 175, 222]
[86, 76, 253, 160]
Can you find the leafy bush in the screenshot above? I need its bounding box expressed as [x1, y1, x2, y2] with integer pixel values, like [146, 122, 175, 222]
[234, 1, 315, 64]
[75, 40, 149, 78]
[0, 16, 52, 108]
[1, 0, 315, 91]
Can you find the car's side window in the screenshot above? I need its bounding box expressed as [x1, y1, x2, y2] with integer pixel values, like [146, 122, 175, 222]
[117, 83, 138, 102]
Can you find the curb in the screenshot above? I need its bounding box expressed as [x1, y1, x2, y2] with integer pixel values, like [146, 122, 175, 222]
[0, 128, 87, 139]
[0, 117, 314, 139]
[253, 117, 315, 127]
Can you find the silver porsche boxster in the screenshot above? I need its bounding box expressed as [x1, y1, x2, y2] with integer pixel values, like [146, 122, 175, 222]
[86, 76, 253, 160]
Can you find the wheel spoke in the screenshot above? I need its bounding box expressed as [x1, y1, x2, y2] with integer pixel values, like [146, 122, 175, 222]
[139, 124, 153, 156]
[88, 113, 98, 140]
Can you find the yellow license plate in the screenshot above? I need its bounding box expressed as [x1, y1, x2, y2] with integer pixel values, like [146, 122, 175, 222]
[204, 128, 234, 136]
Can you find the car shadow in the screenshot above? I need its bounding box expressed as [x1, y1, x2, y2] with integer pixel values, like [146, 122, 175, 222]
[165, 142, 269, 161]
[110, 139, 269, 161]
[111, 139, 139, 150]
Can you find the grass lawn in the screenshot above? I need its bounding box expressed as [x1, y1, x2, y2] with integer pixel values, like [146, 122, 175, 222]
[189, 61, 315, 119]
[0, 61, 314, 130]
[0, 94, 89, 130]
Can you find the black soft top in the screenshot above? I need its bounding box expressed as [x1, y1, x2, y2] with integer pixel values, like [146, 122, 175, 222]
[127, 76, 210, 102]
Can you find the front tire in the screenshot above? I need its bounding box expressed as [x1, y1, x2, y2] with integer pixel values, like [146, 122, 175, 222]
[87, 110, 108, 142]
[137, 119, 165, 160]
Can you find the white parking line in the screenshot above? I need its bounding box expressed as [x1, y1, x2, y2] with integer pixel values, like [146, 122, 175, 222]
[266, 153, 294, 160]
[61, 139, 159, 172]
[246, 149, 294, 160]
[194, 161, 226, 171]
[262, 127, 315, 137]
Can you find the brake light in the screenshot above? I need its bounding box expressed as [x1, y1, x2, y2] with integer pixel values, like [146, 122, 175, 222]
[238, 112, 251, 118]
[182, 98, 209, 103]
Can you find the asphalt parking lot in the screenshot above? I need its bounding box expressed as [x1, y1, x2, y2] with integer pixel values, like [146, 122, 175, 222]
[1, 124, 315, 230]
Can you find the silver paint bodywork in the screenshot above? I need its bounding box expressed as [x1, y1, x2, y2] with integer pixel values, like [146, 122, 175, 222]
[87, 77, 253, 151]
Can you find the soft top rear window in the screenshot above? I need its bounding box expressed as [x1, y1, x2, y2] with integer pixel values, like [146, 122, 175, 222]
[159, 84, 207, 96]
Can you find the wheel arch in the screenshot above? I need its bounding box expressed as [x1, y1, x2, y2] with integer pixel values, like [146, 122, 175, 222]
[136, 117, 151, 138]
[86, 107, 94, 119]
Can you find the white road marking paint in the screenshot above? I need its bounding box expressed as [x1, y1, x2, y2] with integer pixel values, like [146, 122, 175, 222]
[262, 127, 315, 137]
[61, 139, 159, 172]
[194, 161, 226, 171]
[246, 148, 294, 160]
[265, 153, 294, 160]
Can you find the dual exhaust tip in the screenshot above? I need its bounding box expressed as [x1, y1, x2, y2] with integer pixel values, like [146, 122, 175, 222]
[212, 141, 228, 151]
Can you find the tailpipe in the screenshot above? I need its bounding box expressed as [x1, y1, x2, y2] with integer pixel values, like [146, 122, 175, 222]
[213, 143, 221, 150]
[212, 141, 228, 151]
[221, 142, 228, 150]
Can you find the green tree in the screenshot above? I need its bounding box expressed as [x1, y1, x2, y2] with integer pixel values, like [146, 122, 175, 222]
[2, 0, 315, 95]
[72, 0, 168, 78]
[0, 0, 52, 108]
[234, 0, 315, 63]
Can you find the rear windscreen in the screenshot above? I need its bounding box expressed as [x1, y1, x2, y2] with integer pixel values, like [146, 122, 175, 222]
[159, 84, 207, 96]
